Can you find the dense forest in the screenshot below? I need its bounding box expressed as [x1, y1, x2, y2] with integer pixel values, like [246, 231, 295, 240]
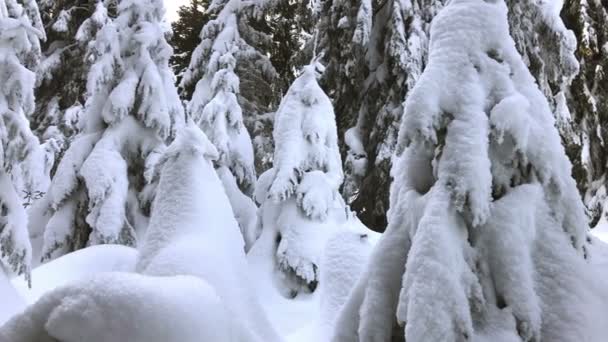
[1, 0, 608, 341]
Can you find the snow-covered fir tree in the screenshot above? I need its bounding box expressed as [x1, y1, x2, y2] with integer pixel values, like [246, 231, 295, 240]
[332, 0, 600, 340]
[35, 0, 184, 262]
[169, 0, 212, 83]
[180, 0, 279, 175]
[0, 0, 45, 282]
[250, 61, 348, 295]
[32, 0, 104, 146]
[314, 0, 584, 232]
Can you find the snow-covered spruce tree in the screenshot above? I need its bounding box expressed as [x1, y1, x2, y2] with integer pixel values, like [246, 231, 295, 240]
[180, 0, 278, 248]
[170, 0, 212, 83]
[36, 0, 184, 262]
[181, 0, 278, 175]
[315, 0, 580, 232]
[32, 0, 103, 145]
[0, 0, 45, 282]
[332, 1, 598, 341]
[561, 0, 608, 227]
[250, 62, 347, 295]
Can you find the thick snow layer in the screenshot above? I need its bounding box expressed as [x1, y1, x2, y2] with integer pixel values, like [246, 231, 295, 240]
[11, 244, 137, 305]
[137, 124, 281, 342]
[0, 272, 246, 342]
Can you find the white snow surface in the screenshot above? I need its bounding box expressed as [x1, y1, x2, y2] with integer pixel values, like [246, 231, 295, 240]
[1, 272, 244, 342]
[12, 244, 138, 305]
[0, 269, 25, 326]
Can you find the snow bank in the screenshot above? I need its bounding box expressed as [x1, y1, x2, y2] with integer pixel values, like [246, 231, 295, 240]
[0, 270, 25, 326]
[1, 272, 246, 342]
[12, 244, 137, 305]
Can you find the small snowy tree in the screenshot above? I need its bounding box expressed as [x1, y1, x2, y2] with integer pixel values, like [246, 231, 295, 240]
[36, 0, 184, 262]
[332, 1, 600, 341]
[180, 0, 271, 248]
[250, 62, 347, 295]
[0, 0, 45, 282]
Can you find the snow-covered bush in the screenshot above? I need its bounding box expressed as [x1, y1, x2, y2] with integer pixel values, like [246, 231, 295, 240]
[35, 0, 184, 262]
[332, 1, 603, 341]
[0, 0, 46, 282]
[137, 124, 281, 342]
[250, 62, 348, 295]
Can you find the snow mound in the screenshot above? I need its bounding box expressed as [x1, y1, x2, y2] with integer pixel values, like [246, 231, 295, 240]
[1, 272, 245, 342]
[12, 244, 137, 305]
[137, 124, 281, 342]
[0, 270, 25, 326]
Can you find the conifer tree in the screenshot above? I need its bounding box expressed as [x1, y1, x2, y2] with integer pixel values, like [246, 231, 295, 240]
[0, 0, 45, 281]
[37, 0, 184, 261]
[32, 0, 101, 143]
[333, 1, 596, 340]
[315, 0, 582, 231]
[562, 0, 608, 227]
[251, 62, 347, 294]
[169, 0, 211, 83]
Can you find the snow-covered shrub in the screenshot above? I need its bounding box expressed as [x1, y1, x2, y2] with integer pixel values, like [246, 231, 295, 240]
[0, 0, 46, 282]
[137, 124, 281, 342]
[35, 0, 184, 262]
[332, 0, 603, 341]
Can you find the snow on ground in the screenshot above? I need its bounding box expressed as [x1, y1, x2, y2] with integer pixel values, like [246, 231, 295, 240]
[248, 214, 379, 342]
[0, 270, 25, 326]
[591, 221, 608, 244]
[1, 272, 240, 342]
[12, 244, 137, 305]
